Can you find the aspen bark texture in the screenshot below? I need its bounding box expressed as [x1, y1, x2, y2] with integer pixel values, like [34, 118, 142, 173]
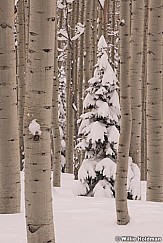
[24, 0, 56, 242]
[115, 0, 131, 225]
[130, 0, 144, 170]
[0, 0, 21, 214]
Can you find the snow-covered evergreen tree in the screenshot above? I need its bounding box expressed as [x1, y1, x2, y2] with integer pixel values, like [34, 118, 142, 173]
[74, 36, 141, 200]
[75, 35, 120, 196]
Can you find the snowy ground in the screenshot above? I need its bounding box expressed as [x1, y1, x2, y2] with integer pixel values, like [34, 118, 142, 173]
[0, 173, 163, 243]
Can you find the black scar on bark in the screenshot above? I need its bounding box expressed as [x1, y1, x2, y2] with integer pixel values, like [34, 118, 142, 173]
[43, 49, 52, 53]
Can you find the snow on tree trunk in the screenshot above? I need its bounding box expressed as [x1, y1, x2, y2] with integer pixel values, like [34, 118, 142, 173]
[0, 0, 21, 214]
[58, 67, 66, 172]
[24, 1, 56, 242]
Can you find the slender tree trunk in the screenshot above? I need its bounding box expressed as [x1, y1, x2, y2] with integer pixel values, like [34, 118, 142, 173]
[17, 0, 26, 170]
[84, 0, 92, 89]
[103, 0, 109, 42]
[52, 13, 61, 187]
[65, 47, 74, 174]
[129, 0, 144, 170]
[98, 3, 104, 38]
[115, 0, 131, 225]
[65, 3, 74, 174]
[73, 0, 80, 179]
[141, 0, 148, 181]
[78, 0, 85, 118]
[111, 0, 115, 68]
[146, 0, 163, 202]
[0, 0, 21, 214]
[24, 1, 56, 242]
[92, 0, 98, 66]
[76, 0, 85, 172]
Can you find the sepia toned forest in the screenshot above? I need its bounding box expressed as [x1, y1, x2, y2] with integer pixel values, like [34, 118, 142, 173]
[0, 0, 162, 242]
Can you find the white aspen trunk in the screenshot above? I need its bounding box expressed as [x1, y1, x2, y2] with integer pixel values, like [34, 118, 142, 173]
[17, 0, 26, 170]
[115, 0, 131, 225]
[146, 0, 163, 202]
[24, 1, 56, 242]
[0, 0, 21, 214]
[129, 1, 144, 170]
[52, 13, 61, 187]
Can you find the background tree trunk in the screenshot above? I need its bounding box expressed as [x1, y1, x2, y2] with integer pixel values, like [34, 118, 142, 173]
[0, 0, 21, 214]
[64, 2, 75, 174]
[52, 12, 61, 187]
[141, 0, 148, 181]
[17, 0, 26, 170]
[83, 0, 92, 89]
[146, 0, 163, 202]
[24, 0, 56, 242]
[129, 0, 144, 171]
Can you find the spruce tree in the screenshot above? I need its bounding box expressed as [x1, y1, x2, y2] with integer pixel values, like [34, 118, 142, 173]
[75, 35, 120, 197]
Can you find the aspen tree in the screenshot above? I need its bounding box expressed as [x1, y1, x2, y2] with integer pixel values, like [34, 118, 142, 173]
[65, 1, 74, 174]
[115, 0, 131, 225]
[98, 1, 104, 38]
[0, 0, 20, 214]
[24, 0, 56, 242]
[141, 0, 148, 181]
[52, 5, 61, 187]
[129, 0, 144, 170]
[92, 0, 98, 66]
[111, 0, 115, 68]
[17, 0, 26, 170]
[103, 0, 109, 42]
[84, 0, 93, 89]
[76, 0, 85, 171]
[146, 0, 163, 202]
[73, 0, 80, 179]
[78, 0, 85, 117]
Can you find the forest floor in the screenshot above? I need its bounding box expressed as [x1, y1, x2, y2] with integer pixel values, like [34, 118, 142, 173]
[0, 173, 163, 243]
